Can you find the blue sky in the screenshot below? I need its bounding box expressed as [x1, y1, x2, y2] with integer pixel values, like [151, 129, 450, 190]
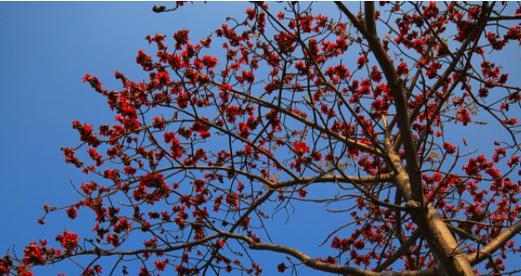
[0, 2, 519, 275]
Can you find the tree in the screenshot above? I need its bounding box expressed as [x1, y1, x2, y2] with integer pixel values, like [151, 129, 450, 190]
[2, 2, 520, 275]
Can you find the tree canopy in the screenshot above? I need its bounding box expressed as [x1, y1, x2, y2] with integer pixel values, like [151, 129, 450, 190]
[2, 2, 521, 276]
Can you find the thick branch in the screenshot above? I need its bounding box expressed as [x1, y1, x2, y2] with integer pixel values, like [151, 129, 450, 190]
[362, 1, 423, 204]
[38, 230, 437, 276]
[271, 173, 393, 188]
[467, 221, 521, 265]
[222, 232, 435, 276]
[388, 150, 474, 276]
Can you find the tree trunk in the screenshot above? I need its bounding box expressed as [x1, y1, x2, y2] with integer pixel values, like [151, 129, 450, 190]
[389, 151, 475, 275]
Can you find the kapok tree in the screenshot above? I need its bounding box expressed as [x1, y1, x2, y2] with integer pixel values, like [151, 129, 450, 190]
[2, 2, 520, 276]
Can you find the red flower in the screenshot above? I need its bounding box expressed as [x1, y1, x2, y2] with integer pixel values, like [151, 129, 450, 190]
[23, 242, 46, 265]
[141, 173, 168, 189]
[164, 132, 185, 159]
[72, 121, 100, 146]
[371, 66, 382, 82]
[354, 239, 365, 250]
[202, 55, 218, 68]
[173, 30, 190, 49]
[66, 207, 77, 219]
[357, 55, 368, 68]
[82, 74, 102, 91]
[80, 181, 98, 195]
[82, 73, 91, 83]
[456, 108, 471, 126]
[238, 122, 250, 138]
[493, 147, 506, 162]
[443, 142, 456, 154]
[277, 263, 287, 272]
[62, 147, 83, 168]
[87, 148, 103, 166]
[192, 120, 211, 138]
[241, 70, 255, 83]
[293, 141, 309, 155]
[215, 239, 225, 248]
[486, 168, 501, 179]
[396, 62, 409, 76]
[152, 116, 166, 129]
[156, 70, 170, 86]
[0, 257, 12, 274]
[136, 50, 153, 71]
[411, 39, 425, 51]
[503, 118, 518, 126]
[56, 232, 79, 253]
[311, 151, 322, 161]
[154, 259, 169, 271]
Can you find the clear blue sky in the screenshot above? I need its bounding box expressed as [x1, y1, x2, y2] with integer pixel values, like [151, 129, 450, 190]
[0, 2, 519, 275]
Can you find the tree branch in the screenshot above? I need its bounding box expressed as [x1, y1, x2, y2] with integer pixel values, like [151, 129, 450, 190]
[375, 229, 421, 271]
[467, 221, 521, 265]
